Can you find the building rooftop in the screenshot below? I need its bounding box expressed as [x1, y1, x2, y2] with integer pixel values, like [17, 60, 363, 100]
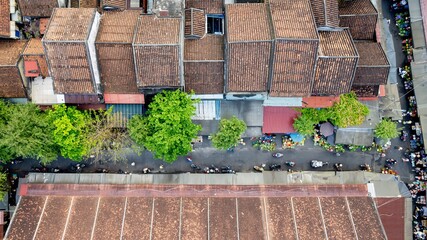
[43, 8, 96, 42]
[96, 10, 140, 44]
[269, 0, 318, 40]
[17, 0, 58, 17]
[318, 29, 357, 57]
[6, 183, 390, 240]
[184, 8, 206, 39]
[133, 15, 181, 45]
[184, 35, 223, 60]
[338, 0, 377, 16]
[0, 40, 26, 66]
[226, 4, 272, 43]
[0, 0, 10, 37]
[354, 41, 389, 66]
[101, 0, 127, 10]
[185, 0, 223, 14]
[23, 38, 45, 56]
[310, 0, 340, 27]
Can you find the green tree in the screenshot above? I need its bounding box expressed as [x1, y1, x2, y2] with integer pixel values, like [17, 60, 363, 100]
[374, 119, 400, 140]
[0, 172, 8, 200]
[293, 114, 316, 136]
[329, 92, 369, 128]
[128, 90, 201, 163]
[211, 116, 246, 150]
[47, 104, 90, 161]
[0, 101, 58, 164]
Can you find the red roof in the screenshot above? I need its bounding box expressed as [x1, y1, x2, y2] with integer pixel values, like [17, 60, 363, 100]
[104, 93, 145, 104]
[302, 96, 339, 108]
[375, 198, 405, 240]
[24, 60, 40, 77]
[263, 107, 300, 133]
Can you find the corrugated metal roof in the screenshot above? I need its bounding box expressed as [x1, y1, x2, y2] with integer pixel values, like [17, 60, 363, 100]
[24, 61, 40, 77]
[96, 11, 140, 44]
[0, 0, 10, 37]
[23, 55, 49, 78]
[269, 0, 318, 40]
[104, 93, 145, 104]
[106, 104, 144, 127]
[226, 4, 272, 42]
[263, 106, 299, 133]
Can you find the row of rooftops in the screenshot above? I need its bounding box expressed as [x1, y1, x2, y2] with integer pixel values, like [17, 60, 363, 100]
[0, 0, 389, 99]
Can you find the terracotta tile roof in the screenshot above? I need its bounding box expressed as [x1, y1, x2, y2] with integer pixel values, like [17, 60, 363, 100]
[96, 10, 140, 44]
[44, 42, 95, 94]
[269, 0, 318, 40]
[227, 41, 271, 92]
[104, 93, 145, 104]
[318, 30, 357, 56]
[353, 41, 389, 85]
[226, 4, 272, 42]
[18, 0, 58, 17]
[338, 0, 377, 15]
[302, 96, 339, 108]
[97, 44, 138, 93]
[185, 0, 223, 14]
[263, 106, 299, 133]
[184, 8, 206, 39]
[310, 0, 339, 27]
[184, 62, 224, 94]
[39, 18, 49, 35]
[79, 0, 98, 8]
[351, 85, 380, 97]
[101, 0, 127, 9]
[270, 40, 318, 97]
[43, 8, 96, 42]
[0, 0, 10, 37]
[0, 40, 26, 66]
[375, 198, 405, 240]
[134, 45, 180, 87]
[354, 41, 388, 66]
[184, 35, 223, 60]
[339, 0, 377, 40]
[0, 67, 26, 97]
[133, 15, 180, 45]
[23, 38, 45, 55]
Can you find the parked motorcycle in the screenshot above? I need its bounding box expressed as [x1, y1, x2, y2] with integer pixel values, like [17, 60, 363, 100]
[254, 164, 266, 172]
[272, 153, 284, 158]
[311, 160, 328, 168]
[220, 166, 235, 174]
[269, 164, 281, 171]
[334, 163, 343, 171]
[285, 161, 295, 167]
[360, 164, 371, 171]
[143, 168, 152, 174]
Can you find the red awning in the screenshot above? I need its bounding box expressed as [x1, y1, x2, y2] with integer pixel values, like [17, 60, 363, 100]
[24, 60, 39, 77]
[104, 94, 145, 104]
[263, 107, 300, 133]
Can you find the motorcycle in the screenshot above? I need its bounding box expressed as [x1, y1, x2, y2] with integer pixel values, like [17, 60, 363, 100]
[360, 164, 371, 171]
[311, 160, 328, 168]
[334, 163, 343, 171]
[143, 168, 152, 174]
[285, 161, 295, 167]
[269, 164, 281, 171]
[254, 164, 266, 172]
[220, 166, 235, 174]
[272, 153, 284, 158]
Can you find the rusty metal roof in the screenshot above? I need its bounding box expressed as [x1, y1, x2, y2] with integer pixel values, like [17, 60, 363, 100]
[6, 184, 389, 240]
[18, 0, 58, 17]
[263, 106, 299, 133]
[269, 0, 318, 40]
[43, 8, 96, 42]
[226, 4, 272, 43]
[96, 10, 140, 44]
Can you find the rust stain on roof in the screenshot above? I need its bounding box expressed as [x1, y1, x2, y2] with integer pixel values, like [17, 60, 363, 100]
[226, 4, 272, 42]
[18, 0, 58, 17]
[269, 0, 318, 40]
[310, 0, 340, 27]
[96, 10, 140, 44]
[134, 15, 180, 45]
[0, 0, 10, 37]
[44, 8, 96, 42]
[185, 0, 223, 14]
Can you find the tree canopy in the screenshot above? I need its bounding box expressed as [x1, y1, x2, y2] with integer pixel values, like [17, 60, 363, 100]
[211, 116, 246, 150]
[128, 90, 201, 163]
[0, 171, 8, 200]
[374, 119, 400, 140]
[0, 101, 58, 164]
[47, 104, 90, 161]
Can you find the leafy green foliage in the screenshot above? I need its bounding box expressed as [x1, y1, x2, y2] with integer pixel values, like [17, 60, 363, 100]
[47, 104, 90, 161]
[0, 172, 8, 200]
[329, 92, 369, 128]
[374, 119, 400, 140]
[128, 90, 201, 163]
[211, 116, 246, 150]
[0, 101, 58, 164]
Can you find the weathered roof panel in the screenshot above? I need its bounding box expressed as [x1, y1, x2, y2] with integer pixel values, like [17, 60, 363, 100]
[0, 0, 10, 37]
[226, 3, 272, 42]
[354, 41, 389, 66]
[18, 0, 58, 17]
[184, 62, 224, 94]
[339, 14, 377, 40]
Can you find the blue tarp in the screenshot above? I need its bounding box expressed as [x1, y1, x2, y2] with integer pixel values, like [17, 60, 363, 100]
[289, 133, 304, 142]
